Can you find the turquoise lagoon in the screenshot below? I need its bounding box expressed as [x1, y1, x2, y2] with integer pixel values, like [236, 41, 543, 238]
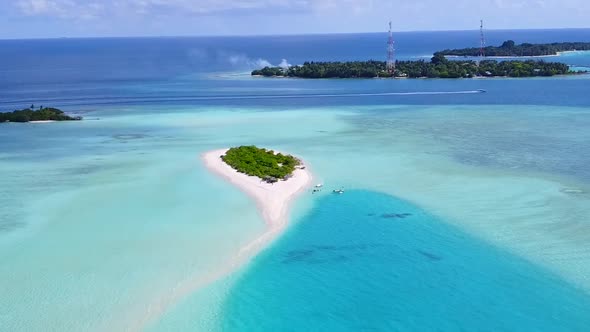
[3, 104, 590, 331]
[218, 191, 590, 331]
[2, 31, 590, 331]
[148, 105, 590, 331]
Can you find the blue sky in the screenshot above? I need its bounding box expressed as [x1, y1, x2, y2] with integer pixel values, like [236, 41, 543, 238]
[1, 0, 589, 39]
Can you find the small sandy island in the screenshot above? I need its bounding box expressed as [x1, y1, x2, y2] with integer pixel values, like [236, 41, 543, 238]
[203, 148, 312, 231]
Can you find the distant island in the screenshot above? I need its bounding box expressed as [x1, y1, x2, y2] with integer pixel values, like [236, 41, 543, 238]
[221, 146, 302, 183]
[252, 54, 574, 79]
[437, 40, 590, 57]
[0, 106, 81, 123]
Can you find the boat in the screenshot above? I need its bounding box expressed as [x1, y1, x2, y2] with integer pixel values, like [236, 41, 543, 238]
[332, 189, 344, 194]
[315, 184, 323, 188]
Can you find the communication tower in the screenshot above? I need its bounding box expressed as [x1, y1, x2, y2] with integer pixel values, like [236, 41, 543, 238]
[387, 21, 395, 74]
[479, 20, 486, 57]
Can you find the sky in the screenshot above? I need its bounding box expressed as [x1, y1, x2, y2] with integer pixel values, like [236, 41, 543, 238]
[1, 0, 589, 39]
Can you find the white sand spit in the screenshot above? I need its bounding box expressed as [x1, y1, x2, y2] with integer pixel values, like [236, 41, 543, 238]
[130, 148, 312, 331]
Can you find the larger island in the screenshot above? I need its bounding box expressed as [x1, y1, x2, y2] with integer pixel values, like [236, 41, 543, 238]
[252, 54, 572, 79]
[437, 40, 590, 57]
[252, 40, 590, 79]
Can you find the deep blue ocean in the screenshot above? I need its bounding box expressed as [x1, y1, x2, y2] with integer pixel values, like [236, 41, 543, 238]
[2, 29, 590, 331]
[1, 29, 590, 111]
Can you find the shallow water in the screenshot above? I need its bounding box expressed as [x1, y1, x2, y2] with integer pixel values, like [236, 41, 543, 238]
[2, 30, 590, 331]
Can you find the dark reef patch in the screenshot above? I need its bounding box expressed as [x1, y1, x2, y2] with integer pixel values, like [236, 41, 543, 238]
[281, 244, 379, 264]
[112, 133, 149, 140]
[417, 250, 443, 261]
[380, 212, 412, 219]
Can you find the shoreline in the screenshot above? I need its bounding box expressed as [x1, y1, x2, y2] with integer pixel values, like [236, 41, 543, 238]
[132, 148, 312, 331]
[202, 148, 312, 228]
[252, 73, 585, 80]
[445, 54, 560, 59]
[446, 50, 590, 59]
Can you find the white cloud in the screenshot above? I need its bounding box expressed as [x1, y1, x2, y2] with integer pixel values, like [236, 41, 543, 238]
[9, 0, 590, 32]
[13, 0, 376, 19]
[227, 53, 273, 68]
[122, 0, 364, 16]
[17, 0, 65, 16]
[278, 59, 291, 68]
[223, 52, 291, 68]
[16, 0, 104, 19]
[309, 0, 374, 15]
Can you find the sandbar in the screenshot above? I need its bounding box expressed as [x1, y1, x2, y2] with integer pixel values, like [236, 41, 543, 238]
[128, 149, 312, 331]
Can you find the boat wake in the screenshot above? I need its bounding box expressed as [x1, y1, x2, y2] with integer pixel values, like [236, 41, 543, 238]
[0, 90, 485, 108]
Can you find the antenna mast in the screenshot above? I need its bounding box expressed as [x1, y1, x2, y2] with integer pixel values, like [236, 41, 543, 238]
[479, 19, 486, 57]
[387, 21, 395, 75]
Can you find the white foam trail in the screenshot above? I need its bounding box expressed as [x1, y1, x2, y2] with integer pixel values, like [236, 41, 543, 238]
[174, 90, 485, 101]
[0, 90, 485, 108]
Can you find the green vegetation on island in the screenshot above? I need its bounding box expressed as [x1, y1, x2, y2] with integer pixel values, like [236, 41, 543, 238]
[437, 40, 590, 57]
[0, 105, 81, 123]
[252, 54, 573, 79]
[221, 146, 301, 183]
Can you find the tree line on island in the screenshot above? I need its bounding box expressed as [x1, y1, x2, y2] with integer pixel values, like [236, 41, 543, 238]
[221, 146, 301, 183]
[437, 40, 590, 57]
[252, 53, 572, 79]
[0, 105, 81, 123]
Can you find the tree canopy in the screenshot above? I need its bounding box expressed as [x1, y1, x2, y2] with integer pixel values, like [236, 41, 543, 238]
[221, 146, 301, 182]
[437, 40, 590, 57]
[0, 106, 81, 123]
[252, 56, 573, 79]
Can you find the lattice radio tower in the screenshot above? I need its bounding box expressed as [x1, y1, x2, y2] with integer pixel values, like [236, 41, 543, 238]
[387, 21, 395, 74]
[479, 19, 486, 57]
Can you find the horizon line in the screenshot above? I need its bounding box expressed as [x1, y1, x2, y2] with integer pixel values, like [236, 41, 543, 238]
[1, 27, 589, 42]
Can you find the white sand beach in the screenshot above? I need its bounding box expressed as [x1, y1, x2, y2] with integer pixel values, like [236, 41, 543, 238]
[202, 148, 312, 229]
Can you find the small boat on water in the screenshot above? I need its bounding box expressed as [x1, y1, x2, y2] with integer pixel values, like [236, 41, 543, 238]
[312, 183, 324, 194]
[333, 189, 344, 194]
